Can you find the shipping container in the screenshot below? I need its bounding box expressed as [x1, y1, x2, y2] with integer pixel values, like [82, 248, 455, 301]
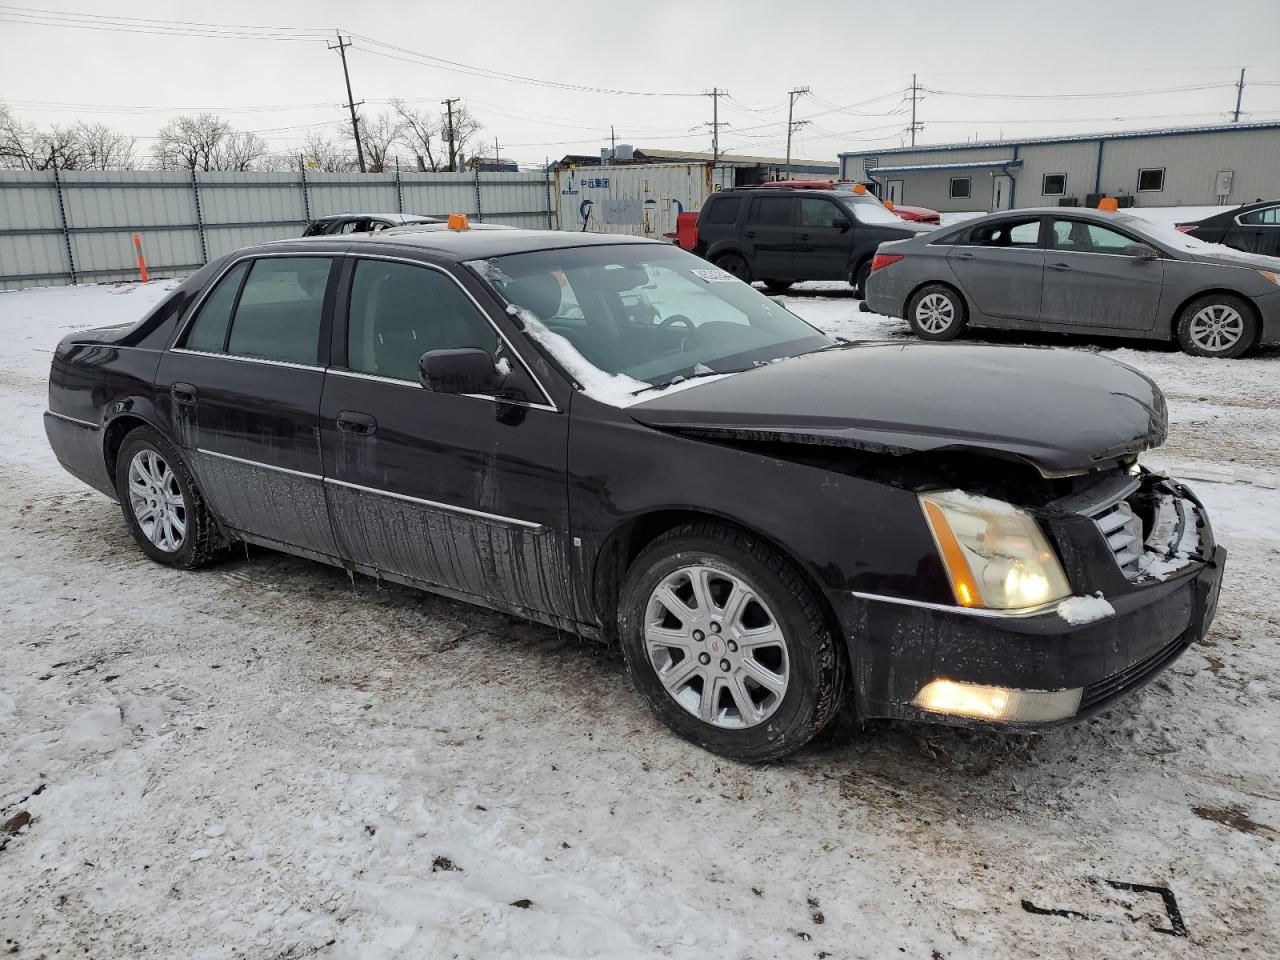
[553, 162, 736, 238]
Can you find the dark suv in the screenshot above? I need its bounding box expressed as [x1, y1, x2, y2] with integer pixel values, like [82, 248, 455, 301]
[694, 187, 930, 295]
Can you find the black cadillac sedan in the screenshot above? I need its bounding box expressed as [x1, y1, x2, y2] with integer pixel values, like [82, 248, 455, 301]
[44, 223, 1225, 761]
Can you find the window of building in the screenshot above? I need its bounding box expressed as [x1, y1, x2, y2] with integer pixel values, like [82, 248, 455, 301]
[747, 196, 793, 226]
[347, 260, 497, 383]
[949, 177, 972, 200]
[182, 261, 249, 353]
[1042, 173, 1067, 196]
[1137, 168, 1165, 192]
[224, 257, 332, 365]
[703, 196, 742, 225]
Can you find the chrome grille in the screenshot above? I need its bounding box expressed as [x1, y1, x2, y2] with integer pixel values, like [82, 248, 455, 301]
[1092, 499, 1145, 578]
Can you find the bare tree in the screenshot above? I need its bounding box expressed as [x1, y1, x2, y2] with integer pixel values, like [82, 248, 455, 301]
[301, 132, 354, 172]
[212, 130, 268, 172]
[0, 105, 90, 169]
[151, 113, 231, 171]
[72, 120, 136, 169]
[441, 102, 482, 172]
[389, 98, 443, 171]
[350, 112, 406, 173]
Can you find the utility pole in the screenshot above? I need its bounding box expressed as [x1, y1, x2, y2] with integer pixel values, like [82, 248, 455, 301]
[908, 73, 924, 147]
[785, 86, 810, 178]
[610, 124, 617, 162]
[1233, 67, 1246, 122]
[493, 137, 500, 169]
[442, 97, 460, 172]
[704, 88, 726, 164]
[329, 32, 365, 173]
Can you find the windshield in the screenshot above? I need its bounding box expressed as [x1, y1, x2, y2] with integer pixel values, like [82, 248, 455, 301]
[839, 195, 906, 226]
[468, 245, 831, 398]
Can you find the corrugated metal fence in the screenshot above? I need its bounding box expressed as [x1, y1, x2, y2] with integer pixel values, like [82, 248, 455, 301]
[0, 168, 556, 291]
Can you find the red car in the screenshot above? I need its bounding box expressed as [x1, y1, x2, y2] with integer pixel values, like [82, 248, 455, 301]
[755, 180, 942, 225]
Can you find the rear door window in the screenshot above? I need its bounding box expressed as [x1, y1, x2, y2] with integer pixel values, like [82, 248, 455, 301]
[748, 197, 794, 227]
[223, 257, 332, 365]
[963, 218, 1042, 248]
[182, 261, 250, 353]
[703, 197, 742, 225]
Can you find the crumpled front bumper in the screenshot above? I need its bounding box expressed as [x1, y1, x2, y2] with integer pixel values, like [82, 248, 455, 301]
[833, 472, 1227, 728]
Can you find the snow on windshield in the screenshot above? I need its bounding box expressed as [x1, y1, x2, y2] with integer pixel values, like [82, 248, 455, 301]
[844, 196, 910, 227]
[1133, 216, 1280, 265]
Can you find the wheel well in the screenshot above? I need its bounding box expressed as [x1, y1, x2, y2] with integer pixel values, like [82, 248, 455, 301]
[1166, 288, 1260, 342]
[904, 279, 968, 319]
[102, 414, 150, 481]
[592, 509, 843, 647]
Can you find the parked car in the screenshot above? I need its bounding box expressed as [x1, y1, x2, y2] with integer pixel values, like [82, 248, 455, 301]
[44, 226, 1224, 761]
[1176, 199, 1280, 258]
[303, 213, 442, 236]
[695, 187, 931, 295]
[864, 207, 1280, 358]
[755, 180, 942, 225]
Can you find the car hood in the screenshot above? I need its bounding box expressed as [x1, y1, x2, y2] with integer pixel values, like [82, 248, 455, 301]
[628, 342, 1167, 476]
[1184, 246, 1280, 271]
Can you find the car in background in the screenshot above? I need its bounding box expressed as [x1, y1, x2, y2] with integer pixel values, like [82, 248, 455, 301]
[695, 187, 930, 295]
[863, 207, 1280, 358]
[43, 224, 1225, 761]
[303, 213, 442, 236]
[756, 180, 942, 225]
[1175, 200, 1280, 257]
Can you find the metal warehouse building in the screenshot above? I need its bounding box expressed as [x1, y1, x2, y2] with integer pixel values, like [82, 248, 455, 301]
[838, 121, 1280, 213]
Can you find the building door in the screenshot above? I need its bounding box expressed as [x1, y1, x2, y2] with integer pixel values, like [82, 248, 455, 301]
[991, 175, 1013, 211]
[886, 180, 904, 204]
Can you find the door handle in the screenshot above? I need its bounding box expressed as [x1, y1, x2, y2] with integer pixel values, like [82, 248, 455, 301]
[745, 231, 757, 239]
[1049, 262, 1072, 271]
[171, 382, 197, 404]
[955, 252, 975, 260]
[797, 233, 810, 241]
[337, 410, 377, 436]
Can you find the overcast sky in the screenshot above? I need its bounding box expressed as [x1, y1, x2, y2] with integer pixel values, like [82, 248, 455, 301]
[3, 0, 1279, 167]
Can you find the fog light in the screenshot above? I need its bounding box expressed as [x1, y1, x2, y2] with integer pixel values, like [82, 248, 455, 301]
[913, 679, 1082, 722]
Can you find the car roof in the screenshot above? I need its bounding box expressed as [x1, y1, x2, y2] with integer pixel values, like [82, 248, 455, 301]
[264, 225, 661, 260]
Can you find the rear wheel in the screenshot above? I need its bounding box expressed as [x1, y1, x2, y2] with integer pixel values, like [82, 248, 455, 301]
[617, 522, 847, 762]
[906, 284, 966, 341]
[763, 279, 794, 292]
[715, 252, 751, 282]
[115, 426, 223, 569]
[1175, 294, 1257, 358]
[852, 261, 873, 298]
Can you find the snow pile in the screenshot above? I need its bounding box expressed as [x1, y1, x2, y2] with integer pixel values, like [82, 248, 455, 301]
[1056, 593, 1116, 625]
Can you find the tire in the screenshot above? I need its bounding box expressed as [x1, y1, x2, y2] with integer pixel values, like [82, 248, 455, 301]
[852, 261, 872, 299]
[1175, 293, 1257, 359]
[763, 279, 794, 292]
[715, 252, 751, 282]
[114, 426, 224, 569]
[906, 283, 967, 341]
[617, 522, 847, 762]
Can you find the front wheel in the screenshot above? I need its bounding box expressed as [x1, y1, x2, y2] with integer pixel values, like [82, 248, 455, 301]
[762, 278, 794, 292]
[906, 284, 967, 341]
[115, 426, 223, 569]
[617, 523, 847, 762]
[1175, 294, 1257, 358]
[714, 252, 751, 282]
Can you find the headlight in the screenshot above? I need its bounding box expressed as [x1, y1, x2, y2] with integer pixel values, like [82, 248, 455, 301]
[918, 489, 1071, 610]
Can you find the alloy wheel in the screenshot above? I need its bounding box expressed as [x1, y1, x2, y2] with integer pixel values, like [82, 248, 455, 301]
[915, 293, 955, 334]
[644, 565, 790, 729]
[127, 449, 187, 553]
[1188, 304, 1245, 353]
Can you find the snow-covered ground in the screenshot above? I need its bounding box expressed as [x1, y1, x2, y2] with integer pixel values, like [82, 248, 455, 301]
[2, 277, 1278, 959]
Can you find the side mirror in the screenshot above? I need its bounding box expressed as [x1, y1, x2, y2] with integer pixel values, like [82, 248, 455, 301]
[418, 348, 499, 395]
[1124, 243, 1159, 260]
[833, 217, 852, 231]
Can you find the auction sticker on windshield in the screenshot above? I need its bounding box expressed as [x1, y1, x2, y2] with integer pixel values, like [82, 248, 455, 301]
[691, 268, 737, 283]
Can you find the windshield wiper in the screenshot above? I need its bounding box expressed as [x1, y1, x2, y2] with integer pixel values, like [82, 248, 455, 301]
[630, 366, 746, 397]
